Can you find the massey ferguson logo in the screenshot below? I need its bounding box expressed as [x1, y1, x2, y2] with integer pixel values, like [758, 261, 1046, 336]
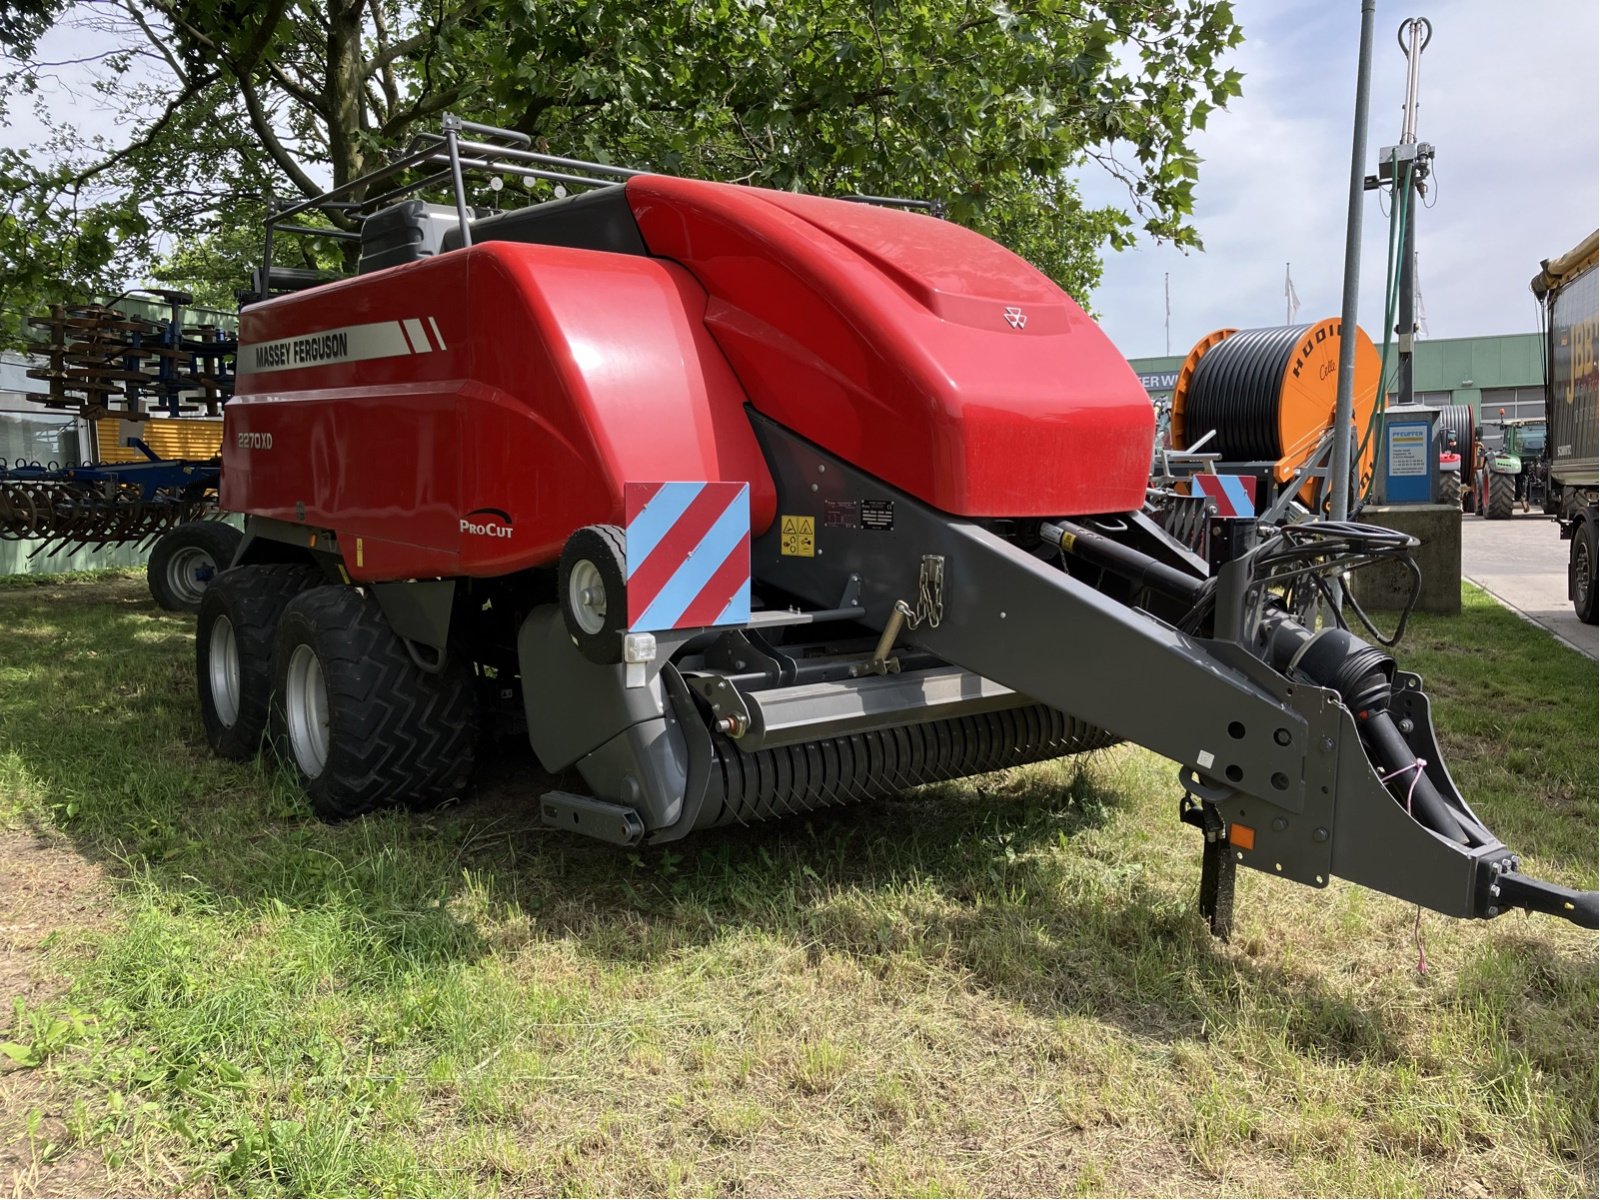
[236, 431, 273, 450]
[460, 507, 513, 539]
[1003, 306, 1028, 330]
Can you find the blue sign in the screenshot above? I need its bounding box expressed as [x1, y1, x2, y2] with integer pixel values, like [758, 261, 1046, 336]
[1382, 417, 1434, 504]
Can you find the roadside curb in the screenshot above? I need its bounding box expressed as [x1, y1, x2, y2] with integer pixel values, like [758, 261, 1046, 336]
[1463, 574, 1598, 662]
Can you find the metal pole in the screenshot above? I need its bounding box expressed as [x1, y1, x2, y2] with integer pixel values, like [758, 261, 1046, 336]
[1330, 0, 1378, 526]
[260, 190, 276, 300]
[443, 115, 474, 248]
[1395, 18, 1426, 409]
[1164, 273, 1171, 356]
[1397, 187, 1416, 405]
[1399, 19, 1423, 142]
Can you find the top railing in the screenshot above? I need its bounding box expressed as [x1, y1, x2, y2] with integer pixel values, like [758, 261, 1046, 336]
[259, 116, 943, 292]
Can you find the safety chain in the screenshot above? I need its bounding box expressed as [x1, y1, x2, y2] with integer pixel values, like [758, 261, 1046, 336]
[904, 554, 945, 630]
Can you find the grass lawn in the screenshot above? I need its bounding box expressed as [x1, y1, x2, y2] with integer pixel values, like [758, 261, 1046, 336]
[1, 575, 1595, 1197]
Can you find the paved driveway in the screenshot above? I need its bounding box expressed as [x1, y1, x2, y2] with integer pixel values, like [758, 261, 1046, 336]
[1460, 511, 1598, 659]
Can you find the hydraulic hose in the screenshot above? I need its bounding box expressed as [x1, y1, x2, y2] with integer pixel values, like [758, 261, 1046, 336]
[1267, 622, 1474, 845]
[1043, 520, 1206, 605]
[1356, 708, 1471, 846]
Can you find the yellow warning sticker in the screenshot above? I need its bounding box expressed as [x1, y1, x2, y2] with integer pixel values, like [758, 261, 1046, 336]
[779, 514, 815, 557]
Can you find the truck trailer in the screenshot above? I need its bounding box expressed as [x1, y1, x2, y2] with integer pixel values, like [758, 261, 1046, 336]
[193, 120, 1596, 936]
[1532, 230, 1599, 623]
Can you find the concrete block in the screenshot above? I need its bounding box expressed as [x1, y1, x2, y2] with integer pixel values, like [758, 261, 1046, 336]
[1349, 503, 1461, 614]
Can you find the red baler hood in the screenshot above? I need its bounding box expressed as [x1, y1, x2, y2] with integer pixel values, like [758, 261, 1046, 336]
[626, 176, 1153, 517]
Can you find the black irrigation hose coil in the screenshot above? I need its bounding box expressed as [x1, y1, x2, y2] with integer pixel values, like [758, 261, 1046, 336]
[1170, 319, 1382, 506]
[1432, 403, 1475, 462]
[1184, 324, 1311, 461]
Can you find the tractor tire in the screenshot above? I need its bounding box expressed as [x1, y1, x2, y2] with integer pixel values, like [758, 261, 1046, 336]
[1572, 522, 1598, 625]
[149, 520, 242, 612]
[197, 564, 322, 760]
[268, 585, 478, 821]
[1440, 468, 1461, 509]
[558, 524, 628, 664]
[1484, 472, 1516, 520]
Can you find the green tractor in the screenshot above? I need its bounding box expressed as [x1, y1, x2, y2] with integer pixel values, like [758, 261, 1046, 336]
[1474, 417, 1549, 519]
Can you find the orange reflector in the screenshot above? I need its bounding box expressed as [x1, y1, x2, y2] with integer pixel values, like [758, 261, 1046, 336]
[1230, 823, 1256, 851]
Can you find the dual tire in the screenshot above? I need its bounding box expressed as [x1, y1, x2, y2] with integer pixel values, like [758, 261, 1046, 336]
[197, 568, 477, 819]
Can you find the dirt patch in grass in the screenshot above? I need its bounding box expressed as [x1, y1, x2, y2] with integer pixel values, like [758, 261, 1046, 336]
[0, 830, 111, 1008]
[0, 830, 135, 1197]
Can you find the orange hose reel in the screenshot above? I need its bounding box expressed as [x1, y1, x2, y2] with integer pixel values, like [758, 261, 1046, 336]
[1170, 318, 1380, 508]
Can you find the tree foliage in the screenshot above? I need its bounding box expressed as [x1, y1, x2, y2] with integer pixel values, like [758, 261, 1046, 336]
[0, 0, 1243, 345]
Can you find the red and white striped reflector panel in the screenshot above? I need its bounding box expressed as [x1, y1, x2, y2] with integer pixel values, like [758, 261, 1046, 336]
[624, 482, 752, 632]
[1190, 473, 1257, 517]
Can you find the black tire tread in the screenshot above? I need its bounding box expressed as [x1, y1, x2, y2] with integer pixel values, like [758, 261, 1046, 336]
[270, 586, 477, 820]
[1485, 472, 1516, 520]
[558, 523, 628, 664]
[197, 564, 322, 759]
[149, 520, 244, 612]
[1574, 522, 1598, 626]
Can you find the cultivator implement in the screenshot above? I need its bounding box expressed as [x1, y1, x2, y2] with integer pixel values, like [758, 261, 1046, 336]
[0, 447, 220, 555]
[26, 291, 236, 420]
[3, 291, 236, 604]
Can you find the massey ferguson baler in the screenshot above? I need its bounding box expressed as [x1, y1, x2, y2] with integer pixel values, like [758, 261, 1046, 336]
[195, 120, 1596, 936]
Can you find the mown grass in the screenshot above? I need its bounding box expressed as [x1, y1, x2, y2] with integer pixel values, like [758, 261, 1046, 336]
[1, 576, 1595, 1196]
[0, 566, 143, 592]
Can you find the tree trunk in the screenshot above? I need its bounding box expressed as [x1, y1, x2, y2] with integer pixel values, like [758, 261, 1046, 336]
[326, 0, 368, 192]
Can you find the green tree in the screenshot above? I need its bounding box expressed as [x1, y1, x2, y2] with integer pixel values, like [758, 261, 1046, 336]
[0, 0, 1243, 346]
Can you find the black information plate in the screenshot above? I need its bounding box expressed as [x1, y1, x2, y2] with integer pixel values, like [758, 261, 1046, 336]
[860, 499, 895, 531]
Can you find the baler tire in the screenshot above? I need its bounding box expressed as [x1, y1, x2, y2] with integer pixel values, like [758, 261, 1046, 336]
[149, 520, 242, 612]
[196, 564, 322, 760]
[559, 524, 629, 665]
[1485, 472, 1515, 520]
[1573, 522, 1598, 625]
[268, 585, 478, 821]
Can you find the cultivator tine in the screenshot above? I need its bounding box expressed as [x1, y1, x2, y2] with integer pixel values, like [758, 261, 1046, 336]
[0, 471, 213, 554]
[23, 299, 236, 420]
